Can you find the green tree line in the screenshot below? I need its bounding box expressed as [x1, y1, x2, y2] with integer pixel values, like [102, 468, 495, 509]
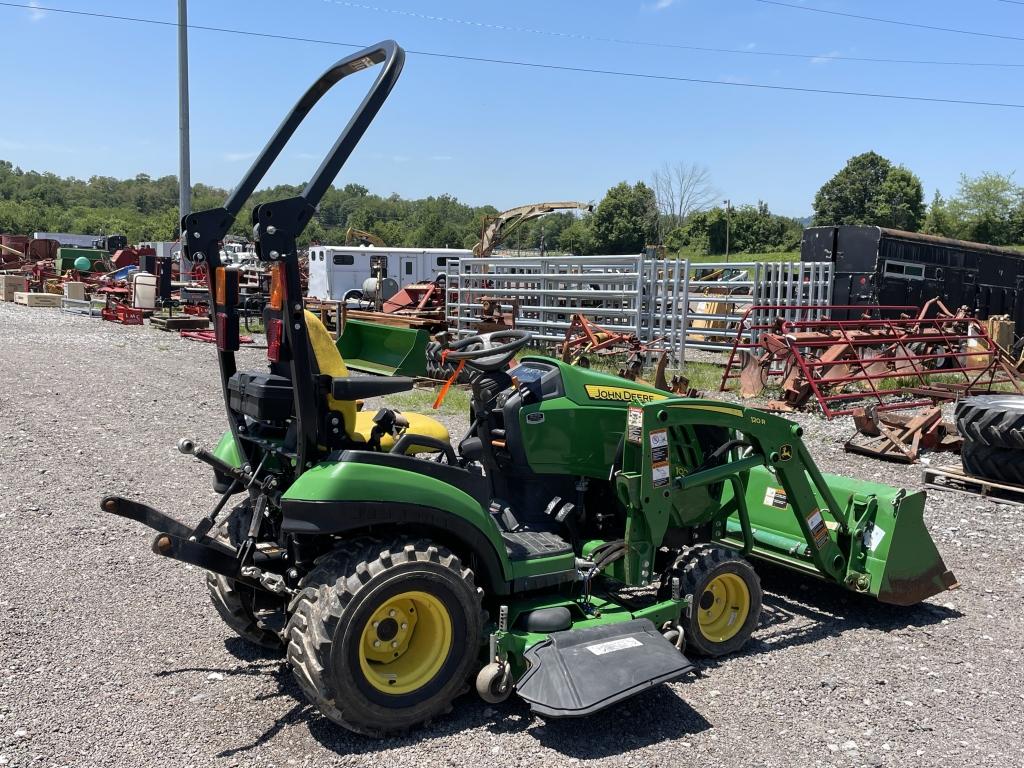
[812, 151, 1024, 247]
[4, 154, 1021, 258]
[0, 161, 502, 250]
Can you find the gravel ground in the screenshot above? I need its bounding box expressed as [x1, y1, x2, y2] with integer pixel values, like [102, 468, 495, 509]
[1, 302, 1021, 768]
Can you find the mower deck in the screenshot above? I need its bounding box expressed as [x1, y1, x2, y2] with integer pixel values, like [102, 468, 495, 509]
[516, 618, 694, 718]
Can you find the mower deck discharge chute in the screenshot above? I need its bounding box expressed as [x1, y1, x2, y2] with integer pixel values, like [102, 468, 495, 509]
[101, 40, 956, 737]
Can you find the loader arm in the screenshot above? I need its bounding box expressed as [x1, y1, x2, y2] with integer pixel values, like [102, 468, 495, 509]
[615, 399, 956, 605]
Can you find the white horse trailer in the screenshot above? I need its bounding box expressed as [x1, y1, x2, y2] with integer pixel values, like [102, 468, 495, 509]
[305, 246, 469, 301]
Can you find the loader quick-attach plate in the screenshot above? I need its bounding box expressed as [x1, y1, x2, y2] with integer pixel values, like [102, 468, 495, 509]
[515, 618, 694, 718]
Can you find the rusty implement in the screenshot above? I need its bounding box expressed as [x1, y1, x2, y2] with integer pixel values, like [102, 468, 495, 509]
[721, 303, 1024, 418]
[101, 302, 144, 326]
[845, 405, 962, 463]
[381, 280, 444, 315]
[560, 314, 644, 363]
[474, 295, 518, 334]
[653, 352, 700, 396]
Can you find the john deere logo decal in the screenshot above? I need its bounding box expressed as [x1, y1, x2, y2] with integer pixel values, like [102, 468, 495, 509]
[584, 385, 667, 404]
[779, 444, 793, 461]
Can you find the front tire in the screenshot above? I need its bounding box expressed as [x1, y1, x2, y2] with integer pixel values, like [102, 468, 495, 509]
[667, 545, 762, 657]
[285, 538, 483, 736]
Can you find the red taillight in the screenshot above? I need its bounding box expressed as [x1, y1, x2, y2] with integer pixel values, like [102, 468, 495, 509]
[215, 312, 228, 351]
[267, 318, 283, 361]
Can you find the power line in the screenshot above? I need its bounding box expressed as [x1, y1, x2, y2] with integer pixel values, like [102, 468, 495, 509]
[316, 0, 1024, 69]
[751, 0, 1024, 42]
[2, 2, 1023, 109]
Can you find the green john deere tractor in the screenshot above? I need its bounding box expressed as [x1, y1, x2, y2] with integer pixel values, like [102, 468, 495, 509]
[102, 41, 957, 736]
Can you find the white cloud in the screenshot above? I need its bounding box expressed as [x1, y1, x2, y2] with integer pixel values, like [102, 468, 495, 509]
[430, 154, 453, 162]
[644, 0, 675, 9]
[223, 151, 256, 162]
[810, 50, 842, 65]
[28, 1, 46, 22]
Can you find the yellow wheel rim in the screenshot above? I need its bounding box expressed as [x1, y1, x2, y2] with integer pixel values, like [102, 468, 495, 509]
[357, 591, 453, 695]
[697, 572, 751, 643]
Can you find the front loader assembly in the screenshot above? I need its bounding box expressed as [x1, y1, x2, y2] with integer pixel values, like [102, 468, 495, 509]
[615, 399, 957, 605]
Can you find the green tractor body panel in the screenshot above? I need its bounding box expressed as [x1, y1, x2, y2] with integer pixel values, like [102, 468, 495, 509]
[212, 430, 243, 468]
[617, 399, 956, 604]
[518, 357, 667, 477]
[336, 319, 429, 377]
[282, 459, 517, 580]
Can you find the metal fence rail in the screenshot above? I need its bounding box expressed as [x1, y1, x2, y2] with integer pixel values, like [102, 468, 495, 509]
[446, 253, 832, 360]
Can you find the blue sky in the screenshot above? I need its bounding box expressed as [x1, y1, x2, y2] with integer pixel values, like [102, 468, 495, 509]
[1, 0, 1022, 217]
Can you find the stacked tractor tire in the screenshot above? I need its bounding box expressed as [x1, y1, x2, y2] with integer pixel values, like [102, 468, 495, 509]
[956, 395, 1024, 485]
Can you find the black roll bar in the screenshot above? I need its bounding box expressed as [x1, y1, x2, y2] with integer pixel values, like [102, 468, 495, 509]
[180, 41, 405, 476]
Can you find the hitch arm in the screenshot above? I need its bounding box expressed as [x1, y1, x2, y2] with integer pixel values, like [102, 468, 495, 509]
[151, 533, 259, 588]
[100, 496, 235, 557]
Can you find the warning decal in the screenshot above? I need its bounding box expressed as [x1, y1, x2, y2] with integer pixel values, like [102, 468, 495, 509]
[626, 406, 644, 445]
[649, 428, 670, 486]
[586, 636, 643, 656]
[652, 462, 671, 487]
[649, 428, 669, 463]
[763, 486, 788, 509]
[806, 507, 830, 550]
[865, 524, 886, 552]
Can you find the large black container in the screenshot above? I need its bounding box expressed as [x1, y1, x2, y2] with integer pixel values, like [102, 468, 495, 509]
[801, 225, 1024, 324]
[227, 372, 294, 423]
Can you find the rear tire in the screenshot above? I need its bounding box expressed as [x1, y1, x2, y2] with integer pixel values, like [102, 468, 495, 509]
[285, 538, 483, 736]
[961, 441, 1024, 485]
[956, 395, 1024, 450]
[205, 500, 285, 652]
[206, 573, 285, 651]
[956, 395, 1024, 484]
[668, 545, 761, 657]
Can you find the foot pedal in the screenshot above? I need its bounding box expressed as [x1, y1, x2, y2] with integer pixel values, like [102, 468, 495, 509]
[515, 618, 693, 718]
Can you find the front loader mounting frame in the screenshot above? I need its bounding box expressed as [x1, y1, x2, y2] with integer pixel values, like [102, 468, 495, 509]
[616, 400, 957, 605]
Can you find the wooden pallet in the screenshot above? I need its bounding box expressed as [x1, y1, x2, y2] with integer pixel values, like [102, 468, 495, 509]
[60, 297, 104, 317]
[923, 464, 1024, 507]
[13, 291, 62, 307]
[150, 314, 210, 331]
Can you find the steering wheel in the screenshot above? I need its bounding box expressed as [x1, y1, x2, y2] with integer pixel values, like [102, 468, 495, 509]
[445, 329, 533, 371]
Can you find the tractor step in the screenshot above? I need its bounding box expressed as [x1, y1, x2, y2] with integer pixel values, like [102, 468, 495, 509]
[502, 530, 572, 560]
[515, 618, 693, 718]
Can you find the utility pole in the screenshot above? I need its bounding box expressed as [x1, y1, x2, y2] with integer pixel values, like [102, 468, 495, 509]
[177, 0, 192, 276]
[723, 199, 732, 263]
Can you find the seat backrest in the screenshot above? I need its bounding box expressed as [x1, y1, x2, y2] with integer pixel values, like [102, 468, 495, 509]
[304, 310, 357, 438]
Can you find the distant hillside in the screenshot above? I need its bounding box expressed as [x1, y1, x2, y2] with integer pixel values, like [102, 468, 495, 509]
[0, 160, 499, 248]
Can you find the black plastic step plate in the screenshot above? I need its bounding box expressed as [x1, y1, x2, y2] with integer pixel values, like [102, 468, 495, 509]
[515, 617, 694, 718]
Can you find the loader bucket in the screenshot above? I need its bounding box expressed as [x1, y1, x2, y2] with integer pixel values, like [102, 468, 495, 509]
[861, 487, 959, 606]
[722, 467, 957, 606]
[336, 319, 428, 377]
